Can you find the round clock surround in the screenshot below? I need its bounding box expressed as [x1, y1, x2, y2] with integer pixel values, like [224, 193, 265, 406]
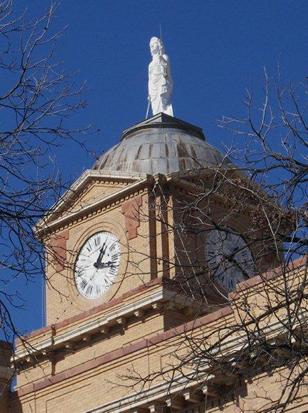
[205, 228, 255, 292]
[74, 231, 120, 300]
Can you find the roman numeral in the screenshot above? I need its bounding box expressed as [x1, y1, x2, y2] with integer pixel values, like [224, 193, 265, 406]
[77, 268, 85, 278]
[104, 276, 112, 286]
[80, 279, 88, 290]
[86, 284, 93, 296]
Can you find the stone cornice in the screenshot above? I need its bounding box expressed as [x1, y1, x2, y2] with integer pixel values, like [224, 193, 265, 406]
[14, 279, 203, 363]
[16, 277, 166, 343]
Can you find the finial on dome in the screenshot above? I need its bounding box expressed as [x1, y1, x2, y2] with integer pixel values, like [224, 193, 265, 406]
[146, 37, 173, 118]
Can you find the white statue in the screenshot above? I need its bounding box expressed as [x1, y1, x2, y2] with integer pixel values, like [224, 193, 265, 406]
[148, 37, 173, 116]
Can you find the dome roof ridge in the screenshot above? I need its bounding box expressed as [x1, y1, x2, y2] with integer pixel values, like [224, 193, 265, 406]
[121, 113, 205, 141]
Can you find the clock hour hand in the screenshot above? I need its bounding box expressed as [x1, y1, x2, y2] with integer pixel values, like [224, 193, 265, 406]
[94, 260, 115, 270]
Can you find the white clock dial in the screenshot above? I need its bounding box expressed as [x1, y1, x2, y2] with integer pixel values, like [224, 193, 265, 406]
[206, 229, 255, 292]
[75, 232, 120, 299]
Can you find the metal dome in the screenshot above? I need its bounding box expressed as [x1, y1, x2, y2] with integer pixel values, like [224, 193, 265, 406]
[94, 113, 231, 176]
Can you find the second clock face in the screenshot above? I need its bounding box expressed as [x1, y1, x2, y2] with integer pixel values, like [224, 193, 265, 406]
[206, 229, 255, 292]
[75, 232, 120, 299]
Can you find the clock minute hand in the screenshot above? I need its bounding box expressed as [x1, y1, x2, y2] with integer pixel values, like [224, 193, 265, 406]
[93, 242, 107, 268]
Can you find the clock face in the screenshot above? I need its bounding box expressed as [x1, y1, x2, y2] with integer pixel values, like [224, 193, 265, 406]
[206, 229, 255, 292]
[75, 232, 120, 299]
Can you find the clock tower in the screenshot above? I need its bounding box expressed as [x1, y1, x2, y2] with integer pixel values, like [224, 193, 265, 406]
[11, 111, 278, 412]
[10, 37, 281, 413]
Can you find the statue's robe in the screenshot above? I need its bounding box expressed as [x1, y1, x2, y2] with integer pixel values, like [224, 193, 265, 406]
[148, 54, 173, 116]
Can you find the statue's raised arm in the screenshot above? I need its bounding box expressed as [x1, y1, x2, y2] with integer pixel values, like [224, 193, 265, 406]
[148, 37, 173, 116]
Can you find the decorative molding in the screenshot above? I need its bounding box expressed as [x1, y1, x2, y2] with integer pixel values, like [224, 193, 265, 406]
[48, 230, 70, 271]
[16, 277, 166, 343]
[13, 288, 199, 362]
[121, 196, 143, 240]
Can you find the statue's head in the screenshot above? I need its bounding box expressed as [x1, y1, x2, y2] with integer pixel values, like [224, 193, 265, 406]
[150, 37, 164, 56]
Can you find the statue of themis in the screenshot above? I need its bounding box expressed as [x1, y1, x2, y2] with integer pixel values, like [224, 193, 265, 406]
[148, 37, 173, 116]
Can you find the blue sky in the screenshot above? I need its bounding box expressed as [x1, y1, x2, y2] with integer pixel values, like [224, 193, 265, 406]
[11, 0, 308, 336]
